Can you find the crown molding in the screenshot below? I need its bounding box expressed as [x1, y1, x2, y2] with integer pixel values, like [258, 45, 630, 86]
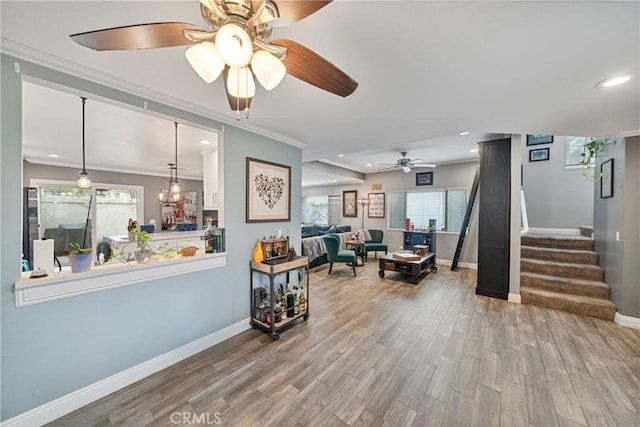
[1, 38, 307, 149]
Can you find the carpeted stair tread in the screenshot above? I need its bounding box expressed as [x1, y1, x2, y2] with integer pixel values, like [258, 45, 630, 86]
[521, 271, 610, 299]
[521, 245, 598, 265]
[521, 258, 604, 281]
[521, 287, 616, 320]
[521, 235, 594, 251]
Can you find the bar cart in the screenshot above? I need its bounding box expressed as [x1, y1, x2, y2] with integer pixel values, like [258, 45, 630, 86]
[250, 256, 309, 340]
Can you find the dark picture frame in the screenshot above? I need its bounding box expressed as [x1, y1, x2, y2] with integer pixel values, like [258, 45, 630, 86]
[416, 171, 434, 186]
[367, 192, 385, 218]
[246, 157, 291, 223]
[529, 147, 550, 162]
[600, 158, 614, 198]
[342, 190, 357, 217]
[527, 134, 554, 146]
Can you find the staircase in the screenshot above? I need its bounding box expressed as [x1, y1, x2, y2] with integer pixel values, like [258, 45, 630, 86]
[520, 234, 617, 320]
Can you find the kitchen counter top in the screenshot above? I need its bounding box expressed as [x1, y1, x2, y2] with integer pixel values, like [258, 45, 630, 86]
[107, 230, 205, 243]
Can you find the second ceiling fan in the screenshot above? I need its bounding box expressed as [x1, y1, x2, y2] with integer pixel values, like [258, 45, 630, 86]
[70, 0, 358, 118]
[380, 152, 437, 173]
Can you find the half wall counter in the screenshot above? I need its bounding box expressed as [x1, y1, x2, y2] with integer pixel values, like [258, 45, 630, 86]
[14, 229, 226, 307]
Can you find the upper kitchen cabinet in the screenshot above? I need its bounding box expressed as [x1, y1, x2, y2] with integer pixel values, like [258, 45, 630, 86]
[202, 149, 219, 209]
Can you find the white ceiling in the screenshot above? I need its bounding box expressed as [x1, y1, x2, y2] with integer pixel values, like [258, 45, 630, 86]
[2, 1, 639, 186]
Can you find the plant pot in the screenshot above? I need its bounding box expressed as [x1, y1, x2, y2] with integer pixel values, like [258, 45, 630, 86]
[135, 247, 151, 264]
[69, 253, 93, 273]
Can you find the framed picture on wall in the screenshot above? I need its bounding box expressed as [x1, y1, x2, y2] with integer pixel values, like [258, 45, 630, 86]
[416, 171, 434, 186]
[367, 192, 385, 218]
[527, 134, 554, 146]
[342, 190, 357, 217]
[246, 157, 291, 222]
[600, 158, 614, 198]
[529, 147, 550, 162]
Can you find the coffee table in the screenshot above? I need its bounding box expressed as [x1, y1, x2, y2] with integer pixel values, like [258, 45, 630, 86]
[378, 251, 437, 283]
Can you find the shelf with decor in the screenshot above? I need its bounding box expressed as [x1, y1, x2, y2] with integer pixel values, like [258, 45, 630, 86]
[403, 231, 436, 254]
[250, 256, 309, 340]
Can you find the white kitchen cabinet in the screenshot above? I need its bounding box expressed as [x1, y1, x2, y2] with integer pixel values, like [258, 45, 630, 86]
[202, 149, 219, 209]
[177, 237, 205, 251]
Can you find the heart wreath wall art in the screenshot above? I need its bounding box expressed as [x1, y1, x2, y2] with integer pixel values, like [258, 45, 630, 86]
[254, 174, 285, 209]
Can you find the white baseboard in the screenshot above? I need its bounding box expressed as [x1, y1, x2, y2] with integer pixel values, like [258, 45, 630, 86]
[1, 318, 252, 427]
[528, 227, 580, 236]
[615, 312, 640, 330]
[508, 293, 522, 304]
[436, 258, 478, 270]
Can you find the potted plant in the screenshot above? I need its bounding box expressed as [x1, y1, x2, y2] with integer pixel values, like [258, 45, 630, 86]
[68, 242, 93, 273]
[580, 137, 614, 181]
[131, 229, 153, 264]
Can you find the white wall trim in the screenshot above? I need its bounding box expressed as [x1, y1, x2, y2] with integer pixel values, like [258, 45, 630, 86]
[614, 312, 640, 330]
[0, 317, 252, 427]
[15, 254, 227, 307]
[1, 38, 306, 150]
[436, 258, 478, 270]
[529, 227, 580, 236]
[508, 293, 522, 304]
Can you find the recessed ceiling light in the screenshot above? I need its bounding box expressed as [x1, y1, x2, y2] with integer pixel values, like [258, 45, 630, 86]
[200, 140, 211, 145]
[596, 74, 633, 88]
[338, 154, 344, 157]
[48, 154, 59, 158]
[469, 149, 478, 153]
[331, 179, 337, 182]
[366, 163, 372, 167]
[459, 132, 469, 136]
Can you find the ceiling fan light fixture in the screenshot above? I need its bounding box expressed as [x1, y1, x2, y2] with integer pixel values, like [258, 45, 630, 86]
[227, 67, 256, 98]
[185, 42, 225, 83]
[215, 23, 253, 67]
[402, 166, 411, 173]
[251, 50, 286, 90]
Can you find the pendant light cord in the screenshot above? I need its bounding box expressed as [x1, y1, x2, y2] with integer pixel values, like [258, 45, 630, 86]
[81, 97, 87, 173]
[174, 121, 178, 182]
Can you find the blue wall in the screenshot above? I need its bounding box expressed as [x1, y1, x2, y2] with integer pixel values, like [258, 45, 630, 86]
[0, 54, 301, 420]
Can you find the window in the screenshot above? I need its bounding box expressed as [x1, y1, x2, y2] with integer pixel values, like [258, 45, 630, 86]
[328, 195, 341, 225]
[388, 188, 468, 232]
[32, 180, 144, 253]
[565, 136, 589, 166]
[301, 196, 329, 224]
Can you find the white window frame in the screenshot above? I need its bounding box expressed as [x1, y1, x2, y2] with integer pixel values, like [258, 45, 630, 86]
[30, 179, 144, 248]
[387, 187, 469, 234]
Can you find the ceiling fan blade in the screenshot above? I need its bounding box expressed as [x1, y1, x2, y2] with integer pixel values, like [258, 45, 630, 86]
[271, 38, 358, 97]
[271, 1, 332, 24]
[70, 22, 202, 51]
[411, 163, 437, 168]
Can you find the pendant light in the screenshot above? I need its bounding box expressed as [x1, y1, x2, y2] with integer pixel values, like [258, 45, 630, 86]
[158, 163, 175, 202]
[169, 122, 182, 197]
[76, 97, 92, 188]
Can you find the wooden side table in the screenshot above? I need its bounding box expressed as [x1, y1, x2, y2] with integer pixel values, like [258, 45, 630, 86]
[345, 239, 366, 266]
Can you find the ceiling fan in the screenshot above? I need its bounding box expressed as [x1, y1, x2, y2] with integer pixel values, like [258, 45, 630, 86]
[380, 152, 437, 173]
[70, 0, 358, 118]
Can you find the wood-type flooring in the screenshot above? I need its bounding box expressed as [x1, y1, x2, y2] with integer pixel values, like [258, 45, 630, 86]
[49, 262, 640, 426]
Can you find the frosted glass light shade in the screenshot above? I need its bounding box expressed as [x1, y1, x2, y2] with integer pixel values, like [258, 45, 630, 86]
[185, 42, 224, 83]
[215, 23, 253, 67]
[227, 67, 256, 98]
[77, 171, 91, 188]
[170, 180, 181, 195]
[251, 50, 286, 90]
